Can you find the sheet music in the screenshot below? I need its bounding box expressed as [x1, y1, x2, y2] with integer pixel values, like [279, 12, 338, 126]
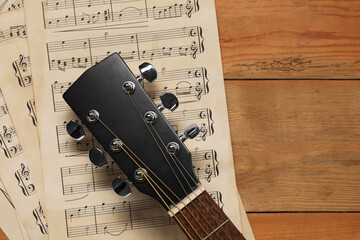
[0, 7, 49, 240]
[24, 0, 245, 239]
[0, 87, 48, 240]
[0, 7, 47, 213]
[0, 0, 23, 13]
[0, 178, 29, 240]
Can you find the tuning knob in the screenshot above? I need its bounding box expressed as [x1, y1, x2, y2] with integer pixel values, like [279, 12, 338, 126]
[112, 176, 132, 197]
[66, 120, 85, 140]
[158, 92, 179, 112]
[137, 62, 157, 83]
[179, 124, 200, 142]
[89, 147, 107, 168]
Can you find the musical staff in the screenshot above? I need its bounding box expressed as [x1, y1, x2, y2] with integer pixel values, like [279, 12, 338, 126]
[27, 99, 37, 126]
[51, 66, 209, 112]
[42, 0, 199, 30]
[15, 163, 36, 196]
[33, 202, 48, 234]
[47, 26, 204, 71]
[12, 54, 32, 87]
[0, 25, 26, 43]
[192, 148, 219, 182]
[61, 148, 218, 196]
[0, 88, 23, 158]
[0, 104, 8, 117]
[0, 0, 23, 13]
[0, 125, 23, 158]
[65, 190, 221, 237]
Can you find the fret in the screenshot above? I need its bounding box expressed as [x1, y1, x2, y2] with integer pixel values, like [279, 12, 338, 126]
[173, 191, 246, 240]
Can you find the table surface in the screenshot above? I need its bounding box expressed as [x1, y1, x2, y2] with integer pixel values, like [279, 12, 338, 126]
[1, 0, 360, 239]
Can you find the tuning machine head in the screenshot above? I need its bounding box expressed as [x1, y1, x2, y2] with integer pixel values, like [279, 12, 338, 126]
[180, 124, 200, 142]
[66, 120, 85, 140]
[112, 176, 132, 198]
[137, 62, 157, 84]
[158, 92, 179, 112]
[89, 147, 107, 168]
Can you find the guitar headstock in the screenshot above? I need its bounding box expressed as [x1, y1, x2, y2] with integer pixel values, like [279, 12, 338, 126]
[63, 53, 200, 209]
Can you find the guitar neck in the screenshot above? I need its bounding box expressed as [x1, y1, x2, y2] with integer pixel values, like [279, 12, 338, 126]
[172, 191, 246, 240]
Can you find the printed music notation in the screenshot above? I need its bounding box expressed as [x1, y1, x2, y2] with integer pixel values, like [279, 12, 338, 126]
[0, 104, 8, 118]
[42, 0, 199, 30]
[27, 99, 37, 126]
[33, 202, 48, 234]
[51, 66, 209, 112]
[0, 25, 26, 43]
[65, 191, 222, 238]
[12, 54, 32, 88]
[15, 163, 36, 197]
[46, 26, 204, 71]
[0, 89, 23, 158]
[0, 0, 23, 13]
[56, 108, 213, 155]
[0, 125, 23, 158]
[60, 148, 218, 196]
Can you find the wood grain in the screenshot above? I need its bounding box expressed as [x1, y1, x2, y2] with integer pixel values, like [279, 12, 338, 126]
[216, 0, 360, 79]
[226, 80, 360, 212]
[247, 213, 360, 240]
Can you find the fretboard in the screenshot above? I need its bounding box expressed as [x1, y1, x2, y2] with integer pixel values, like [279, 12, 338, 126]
[172, 191, 246, 240]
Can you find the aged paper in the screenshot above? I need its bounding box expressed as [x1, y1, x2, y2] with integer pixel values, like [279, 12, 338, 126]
[0, 86, 48, 240]
[24, 0, 247, 239]
[0, 6, 47, 213]
[0, 0, 23, 14]
[0, 178, 29, 240]
[0, 8, 48, 240]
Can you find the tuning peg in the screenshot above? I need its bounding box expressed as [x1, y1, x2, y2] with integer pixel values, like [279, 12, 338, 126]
[112, 176, 132, 197]
[66, 120, 85, 140]
[157, 92, 179, 112]
[179, 124, 200, 142]
[137, 62, 157, 83]
[89, 147, 107, 168]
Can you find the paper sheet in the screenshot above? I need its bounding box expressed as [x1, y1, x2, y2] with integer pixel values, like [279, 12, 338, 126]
[0, 7, 47, 212]
[24, 0, 246, 239]
[0, 178, 28, 240]
[0, 86, 48, 239]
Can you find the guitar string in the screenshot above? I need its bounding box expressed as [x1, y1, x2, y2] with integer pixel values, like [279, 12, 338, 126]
[171, 154, 233, 240]
[127, 93, 217, 239]
[126, 92, 231, 239]
[126, 93, 214, 238]
[95, 117, 198, 240]
[100, 93, 203, 240]
[149, 124, 226, 240]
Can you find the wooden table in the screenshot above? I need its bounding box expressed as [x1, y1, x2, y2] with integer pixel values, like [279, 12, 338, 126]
[219, 0, 360, 239]
[1, 0, 360, 239]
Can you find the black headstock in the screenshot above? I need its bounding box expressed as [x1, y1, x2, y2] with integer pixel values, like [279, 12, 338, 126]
[63, 53, 200, 209]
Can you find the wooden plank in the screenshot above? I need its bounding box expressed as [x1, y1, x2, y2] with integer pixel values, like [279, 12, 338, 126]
[247, 213, 360, 240]
[0, 229, 7, 240]
[216, 0, 360, 79]
[225, 80, 360, 211]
